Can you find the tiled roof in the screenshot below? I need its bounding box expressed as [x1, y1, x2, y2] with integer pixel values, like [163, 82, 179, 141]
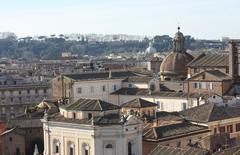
[7, 118, 42, 128]
[122, 76, 152, 83]
[64, 71, 139, 81]
[61, 98, 120, 111]
[143, 122, 208, 140]
[187, 53, 228, 67]
[48, 113, 126, 126]
[93, 113, 126, 125]
[121, 98, 157, 108]
[156, 111, 183, 121]
[213, 145, 240, 155]
[111, 88, 208, 99]
[188, 70, 232, 81]
[149, 145, 210, 155]
[181, 103, 240, 123]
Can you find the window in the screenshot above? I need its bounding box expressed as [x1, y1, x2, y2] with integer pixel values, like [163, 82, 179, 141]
[19, 91, 21, 95]
[88, 113, 92, 119]
[90, 86, 94, 93]
[77, 87, 82, 94]
[44, 89, 47, 94]
[35, 89, 38, 94]
[27, 89, 30, 94]
[102, 85, 106, 92]
[219, 126, 225, 133]
[227, 125, 233, 133]
[70, 147, 73, 155]
[73, 113, 76, 119]
[214, 128, 217, 134]
[53, 139, 60, 154]
[9, 137, 12, 142]
[226, 68, 229, 74]
[113, 84, 117, 91]
[128, 142, 132, 155]
[10, 98, 13, 102]
[55, 145, 59, 153]
[68, 142, 74, 155]
[182, 103, 187, 111]
[16, 148, 20, 155]
[128, 84, 132, 88]
[236, 123, 240, 131]
[193, 82, 203, 89]
[105, 144, 113, 155]
[83, 143, 89, 155]
[1, 91, 4, 95]
[19, 97, 22, 102]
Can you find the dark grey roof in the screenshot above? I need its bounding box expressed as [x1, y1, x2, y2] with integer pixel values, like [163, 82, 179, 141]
[156, 111, 183, 121]
[187, 53, 228, 67]
[93, 113, 126, 125]
[121, 98, 157, 108]
[122, 76, 152, 83]
[61, 98, 120, 111]
[149, 145, 210, 155]
[111, 88, 208, 99]
[181, 103, 240, 123]
[143, 122, 208, 140]
[48, 113, 126, 126]
[64, 71, 139, 81]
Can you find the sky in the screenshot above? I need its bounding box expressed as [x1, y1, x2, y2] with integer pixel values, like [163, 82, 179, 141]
[0, 0, 239, 39]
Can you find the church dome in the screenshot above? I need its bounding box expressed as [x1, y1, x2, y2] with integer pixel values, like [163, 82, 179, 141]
[160, 27, 193, 80]
[160, 52, 193, 77]
[145, 42, 157, 53]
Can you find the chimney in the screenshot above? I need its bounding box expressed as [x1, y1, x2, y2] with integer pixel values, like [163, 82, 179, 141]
[229, 40, 240, 79]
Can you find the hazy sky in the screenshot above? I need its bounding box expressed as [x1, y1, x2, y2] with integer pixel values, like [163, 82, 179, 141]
[0, 0, 239, 39]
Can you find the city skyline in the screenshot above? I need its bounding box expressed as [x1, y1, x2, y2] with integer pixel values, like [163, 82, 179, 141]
[0, 0, 240, 39]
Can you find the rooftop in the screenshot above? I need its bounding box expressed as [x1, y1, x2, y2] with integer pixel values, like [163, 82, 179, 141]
[48, 113, 127, 126]
[121, 98, 157, 108]
[111, 88, 208, 99]
[149, 145, 210, 155]
[143, 121, 208, 141]
[187, 53, 228, 67]
[180, 103, 240, 123]
[61, 98, 120, 111]
[64, 70, 139, 81]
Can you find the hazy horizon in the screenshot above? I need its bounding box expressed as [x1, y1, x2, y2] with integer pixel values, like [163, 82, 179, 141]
[0, 0, 240, 40]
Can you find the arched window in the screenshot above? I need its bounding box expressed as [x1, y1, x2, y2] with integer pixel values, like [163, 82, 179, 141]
[105, 144, 113, 148]
[67, 141, 74, 155]
[53, 139, 60, 154]
[82, 143, 89, 155]
[105, 144, 114, 155]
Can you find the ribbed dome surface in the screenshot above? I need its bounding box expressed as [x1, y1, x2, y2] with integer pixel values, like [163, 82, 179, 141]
[160, 52, 193, 76]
